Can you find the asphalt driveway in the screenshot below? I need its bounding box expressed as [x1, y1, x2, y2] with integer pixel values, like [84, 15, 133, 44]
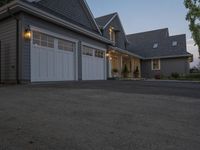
[0, 80, 200, 150]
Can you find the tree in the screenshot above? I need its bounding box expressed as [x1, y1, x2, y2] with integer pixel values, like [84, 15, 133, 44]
[197, 61, 200, 70]
[0, 0, 14, 7]
[184, 0, 200, 58]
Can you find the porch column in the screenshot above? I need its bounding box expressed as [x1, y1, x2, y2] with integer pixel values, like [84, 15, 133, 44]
[120, 55, 123, 77]
[108, 58, 112, 78]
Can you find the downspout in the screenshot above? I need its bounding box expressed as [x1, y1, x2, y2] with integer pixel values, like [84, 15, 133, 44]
[7, 7, 20, 84]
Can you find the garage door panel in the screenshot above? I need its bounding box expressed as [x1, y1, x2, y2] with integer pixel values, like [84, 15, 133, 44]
[82, 46, 105, 80]
[55, 52, 63, 80]
[31, 31, 76, 82]
[47, 51, 55, 80]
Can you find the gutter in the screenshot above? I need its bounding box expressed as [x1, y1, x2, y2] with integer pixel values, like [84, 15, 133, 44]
[108, 46, 144, 59]
[143, 54, 193, 60]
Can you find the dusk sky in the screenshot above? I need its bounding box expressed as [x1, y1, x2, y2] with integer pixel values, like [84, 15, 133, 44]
[86, 0, 199, 67]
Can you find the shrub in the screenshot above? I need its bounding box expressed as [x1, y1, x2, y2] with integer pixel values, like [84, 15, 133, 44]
[171, 72, 180, 79]
[112, 68, 118, 73]
[122, 64, 129, 78]
[155, 74, 161, 79]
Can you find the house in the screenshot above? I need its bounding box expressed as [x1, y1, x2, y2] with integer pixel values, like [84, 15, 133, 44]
[95, 13, 192, 79]
[127, 28, 193, 78]
[95, 13, 142, 78]
[0, 0, 192, 83]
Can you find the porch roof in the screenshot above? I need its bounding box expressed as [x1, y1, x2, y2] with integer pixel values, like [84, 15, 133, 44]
[108, 46, 144, 59]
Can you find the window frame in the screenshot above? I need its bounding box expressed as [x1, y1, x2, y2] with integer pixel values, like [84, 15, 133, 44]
[82, 46, 94, 56]
[151, 59, 161, 70]
[172, 41, 178, 47]
[33, 31, 55, 48]
[58, 39, 75, 52]
[153, 43, 158, 49]
[109, 27, 116, 43]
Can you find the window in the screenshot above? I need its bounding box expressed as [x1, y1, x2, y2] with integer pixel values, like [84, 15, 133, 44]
[153, 43, 158, 49]
[33, 31, 54, 48]
[58, 39, 75, 52]
[152, 59, 160, 70]
[172, 41, 178, 46]
[109, 27, 116, 42]
[82, 46, 93, 56]
[95, 49, 105, 58]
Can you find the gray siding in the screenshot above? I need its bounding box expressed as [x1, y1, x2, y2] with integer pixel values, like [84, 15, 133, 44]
[141, 57, 190, 78]
[103, 16, 127, 49]
[23, 0, 99, 33]
[21, 13, 107, 81]
[0, 18, 17, 83]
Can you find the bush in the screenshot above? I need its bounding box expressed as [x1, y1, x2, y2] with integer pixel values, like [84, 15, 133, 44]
[154, 74, 161, 79]
[171, 72, 180, 79]
[184, 73, 200, 79]
[112, 68, 118, 73]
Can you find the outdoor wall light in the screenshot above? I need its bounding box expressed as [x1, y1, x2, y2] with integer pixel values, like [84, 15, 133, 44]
[106, 53, 110, 57]
[24, 26, 31, 40]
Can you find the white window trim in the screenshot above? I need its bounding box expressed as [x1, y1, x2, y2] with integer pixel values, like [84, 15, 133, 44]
[151, 59, 161, 71]
[30, 26, 79, 80]
[81, 42, 107, 80]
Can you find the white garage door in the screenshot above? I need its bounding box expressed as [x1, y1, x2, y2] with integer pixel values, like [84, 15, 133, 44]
[82, 45, 106, 80]
[31, 31, 77, 82]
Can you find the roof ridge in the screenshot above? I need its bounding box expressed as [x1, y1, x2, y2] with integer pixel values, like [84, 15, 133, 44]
[95, 12, 117, 19]
[127, 28, 169, 37]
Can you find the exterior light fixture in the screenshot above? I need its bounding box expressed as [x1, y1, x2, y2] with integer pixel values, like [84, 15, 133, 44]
[106, 53, 110, 57]
[24, 26, 31, 40]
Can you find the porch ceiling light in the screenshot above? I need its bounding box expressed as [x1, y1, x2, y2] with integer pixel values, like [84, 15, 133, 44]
[24, 26, 31, 40]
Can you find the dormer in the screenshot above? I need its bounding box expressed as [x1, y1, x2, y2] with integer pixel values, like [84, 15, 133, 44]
[95, 13, 128, 49]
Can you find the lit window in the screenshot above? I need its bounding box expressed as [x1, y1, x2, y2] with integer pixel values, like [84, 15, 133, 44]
[58, 39, 75, 52]
[172, 41, 178, 46]
[153, 43, 158, 49]
[152, 59, 160, 70]
[109, 27, 116, 42]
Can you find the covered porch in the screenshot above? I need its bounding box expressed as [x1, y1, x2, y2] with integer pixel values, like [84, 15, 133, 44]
[107, 46, 142, 79]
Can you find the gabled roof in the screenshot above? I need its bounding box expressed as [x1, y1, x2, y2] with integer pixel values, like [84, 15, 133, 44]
[20, 0, 101, 34]
[0, 0, 113, 44]
[127, 28, 169, 44]
[127, 28, 192, 59]
[95, 12, 128, 43]
[95, 12, 117, 29]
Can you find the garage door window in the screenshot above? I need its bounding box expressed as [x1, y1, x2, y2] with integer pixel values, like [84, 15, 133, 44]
[95, 50, 104, 58]
[58, 39, 75, 52]
[82, 46, 93, 56]
[33, 31, 54, 48]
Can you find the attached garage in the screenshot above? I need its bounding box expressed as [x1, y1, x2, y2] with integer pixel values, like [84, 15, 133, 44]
[31, 29, 78, 82]
[82, 43, 106, 80]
